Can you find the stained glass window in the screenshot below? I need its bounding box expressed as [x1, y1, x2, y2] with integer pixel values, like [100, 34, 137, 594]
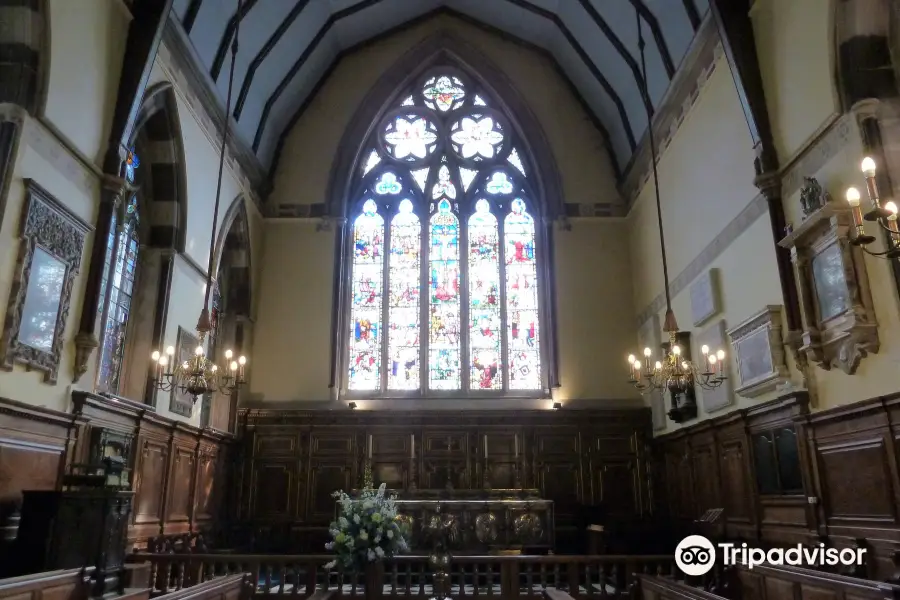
[98, 191, 141, 393]
[346, 70, 545, 396]
[349, 199, 384, 390]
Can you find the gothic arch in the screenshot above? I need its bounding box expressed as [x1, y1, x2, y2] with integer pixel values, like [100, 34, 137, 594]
[213, 195, 252, 318]
[0, 0, 48, 112]
[129, 82, 189, 253]
[326, 31, 562, 395]
[834, 0, 898, 107]
[326, 31, 563, 222]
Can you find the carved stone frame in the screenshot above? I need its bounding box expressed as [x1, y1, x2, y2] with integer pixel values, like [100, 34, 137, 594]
[727, 305, 789, 398]
[778, 203, 879, 374]
[0, 180, 91, 383]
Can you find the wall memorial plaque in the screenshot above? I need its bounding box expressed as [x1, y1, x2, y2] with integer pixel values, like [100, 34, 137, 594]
[778, 199, 878, 374]
[0, 180, 90, 383]
[727, 306, 789, 398]
[690, 269, 719, 326]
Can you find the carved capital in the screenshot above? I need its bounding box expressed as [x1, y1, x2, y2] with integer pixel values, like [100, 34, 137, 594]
[100, 174, 136, 207]
[753, 170, 781, 201]
[72, 331, 99, 383]
[850, 98, 881, 122]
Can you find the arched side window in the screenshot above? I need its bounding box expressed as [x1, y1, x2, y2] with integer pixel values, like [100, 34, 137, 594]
[97, 148, 141, 393]
[344, 70, 548, 398]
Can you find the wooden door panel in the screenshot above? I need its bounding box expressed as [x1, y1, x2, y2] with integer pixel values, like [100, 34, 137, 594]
[308, 460, 352, 523]
[591, 458, 638, 516]
[134, 438, 167, 524]
[251, 459, 300, 520]
[167, 446, 195, 521]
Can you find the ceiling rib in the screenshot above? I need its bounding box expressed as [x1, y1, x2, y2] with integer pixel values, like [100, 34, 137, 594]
[182, 0, 202, 33]
[210, 0, 259, 82]
[681, 0, 702, 31]
[508, 0, 636, 150]
[254, 0, 636, 155]
[629, 0, 675, 77]
[575, 0, 654, 115]
[269, 7, 623, 183]
[251, 0, 388, 151]
[234, 0, 312, 121]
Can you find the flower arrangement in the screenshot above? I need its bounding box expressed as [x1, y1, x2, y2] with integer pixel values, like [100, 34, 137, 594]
[324, 482, 409, 571]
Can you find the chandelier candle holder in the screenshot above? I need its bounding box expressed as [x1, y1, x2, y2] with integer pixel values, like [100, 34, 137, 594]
[846, 156, 900, 258]
[627, 328, 727, 394]
[150, 344, 246, 401]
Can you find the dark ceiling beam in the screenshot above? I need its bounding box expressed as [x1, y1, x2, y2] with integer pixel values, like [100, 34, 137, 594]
[233, 0, 310, 120]
[181, 0, 202, 34]
[681, 0, 701, 31]
[250, 0, 384, 148]
[105, 0, 175, 171]
[210, 0, 258, 82]
[573, 0, 653, 114]
[509, 0, 636, 149]
[708, 0, 775, 172]
[270, 6, 622, 182]
[628, 0, 675, 78]
[255, 0, 635, 156]
[708, 0, 801, 336]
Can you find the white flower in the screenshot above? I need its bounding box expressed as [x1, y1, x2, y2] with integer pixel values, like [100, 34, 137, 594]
[353, 514, 360, 524]
[339, 517, 349, 528]
[324, 561, 336, 570]
[374, 535, 382, 543]
[359, 530, 368, 541]
[387, 530, 394, 539]
[367, 549, 376, 561]
[325, 542, 334, 550]
[375, 546, 384, 558]
[363, 499, 373, 510]
[377, 483, 387, 497]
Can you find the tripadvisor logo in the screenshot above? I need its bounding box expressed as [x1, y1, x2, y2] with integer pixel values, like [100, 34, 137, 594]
[675, 536, 867, 576]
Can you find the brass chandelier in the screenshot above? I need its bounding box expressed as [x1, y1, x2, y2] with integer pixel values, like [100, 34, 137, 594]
[846, 156, 900, 258]
[625, 7, 727, 396]
[149, 0, 248, 404]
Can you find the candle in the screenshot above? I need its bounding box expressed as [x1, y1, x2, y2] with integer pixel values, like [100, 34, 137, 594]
[886, 202, 899, 236]
[410, 434, 415, 459]
[483, 436, 488, 459]
[368, 435, 373, 459]
[514, 435, 519, 458]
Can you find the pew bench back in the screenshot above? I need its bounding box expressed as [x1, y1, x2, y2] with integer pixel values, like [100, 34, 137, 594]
[153, 575, 251, 600]
[0, 568, 94, 600]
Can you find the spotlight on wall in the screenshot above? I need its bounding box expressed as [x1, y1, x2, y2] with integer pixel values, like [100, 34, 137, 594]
[552, 402, 562, 410]
[348, 402, 357, 410]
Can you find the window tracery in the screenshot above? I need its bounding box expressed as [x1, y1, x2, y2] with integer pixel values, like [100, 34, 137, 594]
[345, 70, 548, 397]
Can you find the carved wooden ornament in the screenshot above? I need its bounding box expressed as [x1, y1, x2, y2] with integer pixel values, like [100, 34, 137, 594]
[0, 180, 90, 383]
[778, 201, 879, 374]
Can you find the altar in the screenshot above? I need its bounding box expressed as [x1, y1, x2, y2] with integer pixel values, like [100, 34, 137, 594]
[390, 488, 554, 554]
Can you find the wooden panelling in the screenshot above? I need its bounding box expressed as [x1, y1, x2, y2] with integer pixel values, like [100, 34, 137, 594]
[235, 407, 652, 552]
[0, 398, 78, 551]
[64, 392, 234, 547]
[654, 390, 900, 580]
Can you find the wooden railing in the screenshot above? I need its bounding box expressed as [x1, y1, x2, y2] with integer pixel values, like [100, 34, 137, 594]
[128, 553, 676, 599]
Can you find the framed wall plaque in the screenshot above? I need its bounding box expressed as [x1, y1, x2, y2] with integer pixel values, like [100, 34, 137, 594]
[0, 180, 90, 383]
[696, 319, 733, 412]
[727, 305, 789, 398]
[778, 201, 878, 374]
[169, 326, 198, 417]
[690, 269, 720, 326]
[638, 313, 666, 431]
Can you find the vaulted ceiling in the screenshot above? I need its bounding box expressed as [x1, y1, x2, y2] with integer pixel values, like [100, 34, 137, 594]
[172, 0, 709, 177]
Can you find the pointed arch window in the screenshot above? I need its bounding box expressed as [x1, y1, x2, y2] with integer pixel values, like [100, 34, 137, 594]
[97, 148, 141, 393]
[344, 71, 548, 397]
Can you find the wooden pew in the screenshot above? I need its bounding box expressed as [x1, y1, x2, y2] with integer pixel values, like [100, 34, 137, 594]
[153, 575, 251, 600]
[736, 563, 900, 599]
[634, 575, 726, 600]
[0, 568, 94, 600]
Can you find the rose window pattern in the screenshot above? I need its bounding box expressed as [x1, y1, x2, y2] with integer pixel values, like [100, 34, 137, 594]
[346, 71, 544, 396]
